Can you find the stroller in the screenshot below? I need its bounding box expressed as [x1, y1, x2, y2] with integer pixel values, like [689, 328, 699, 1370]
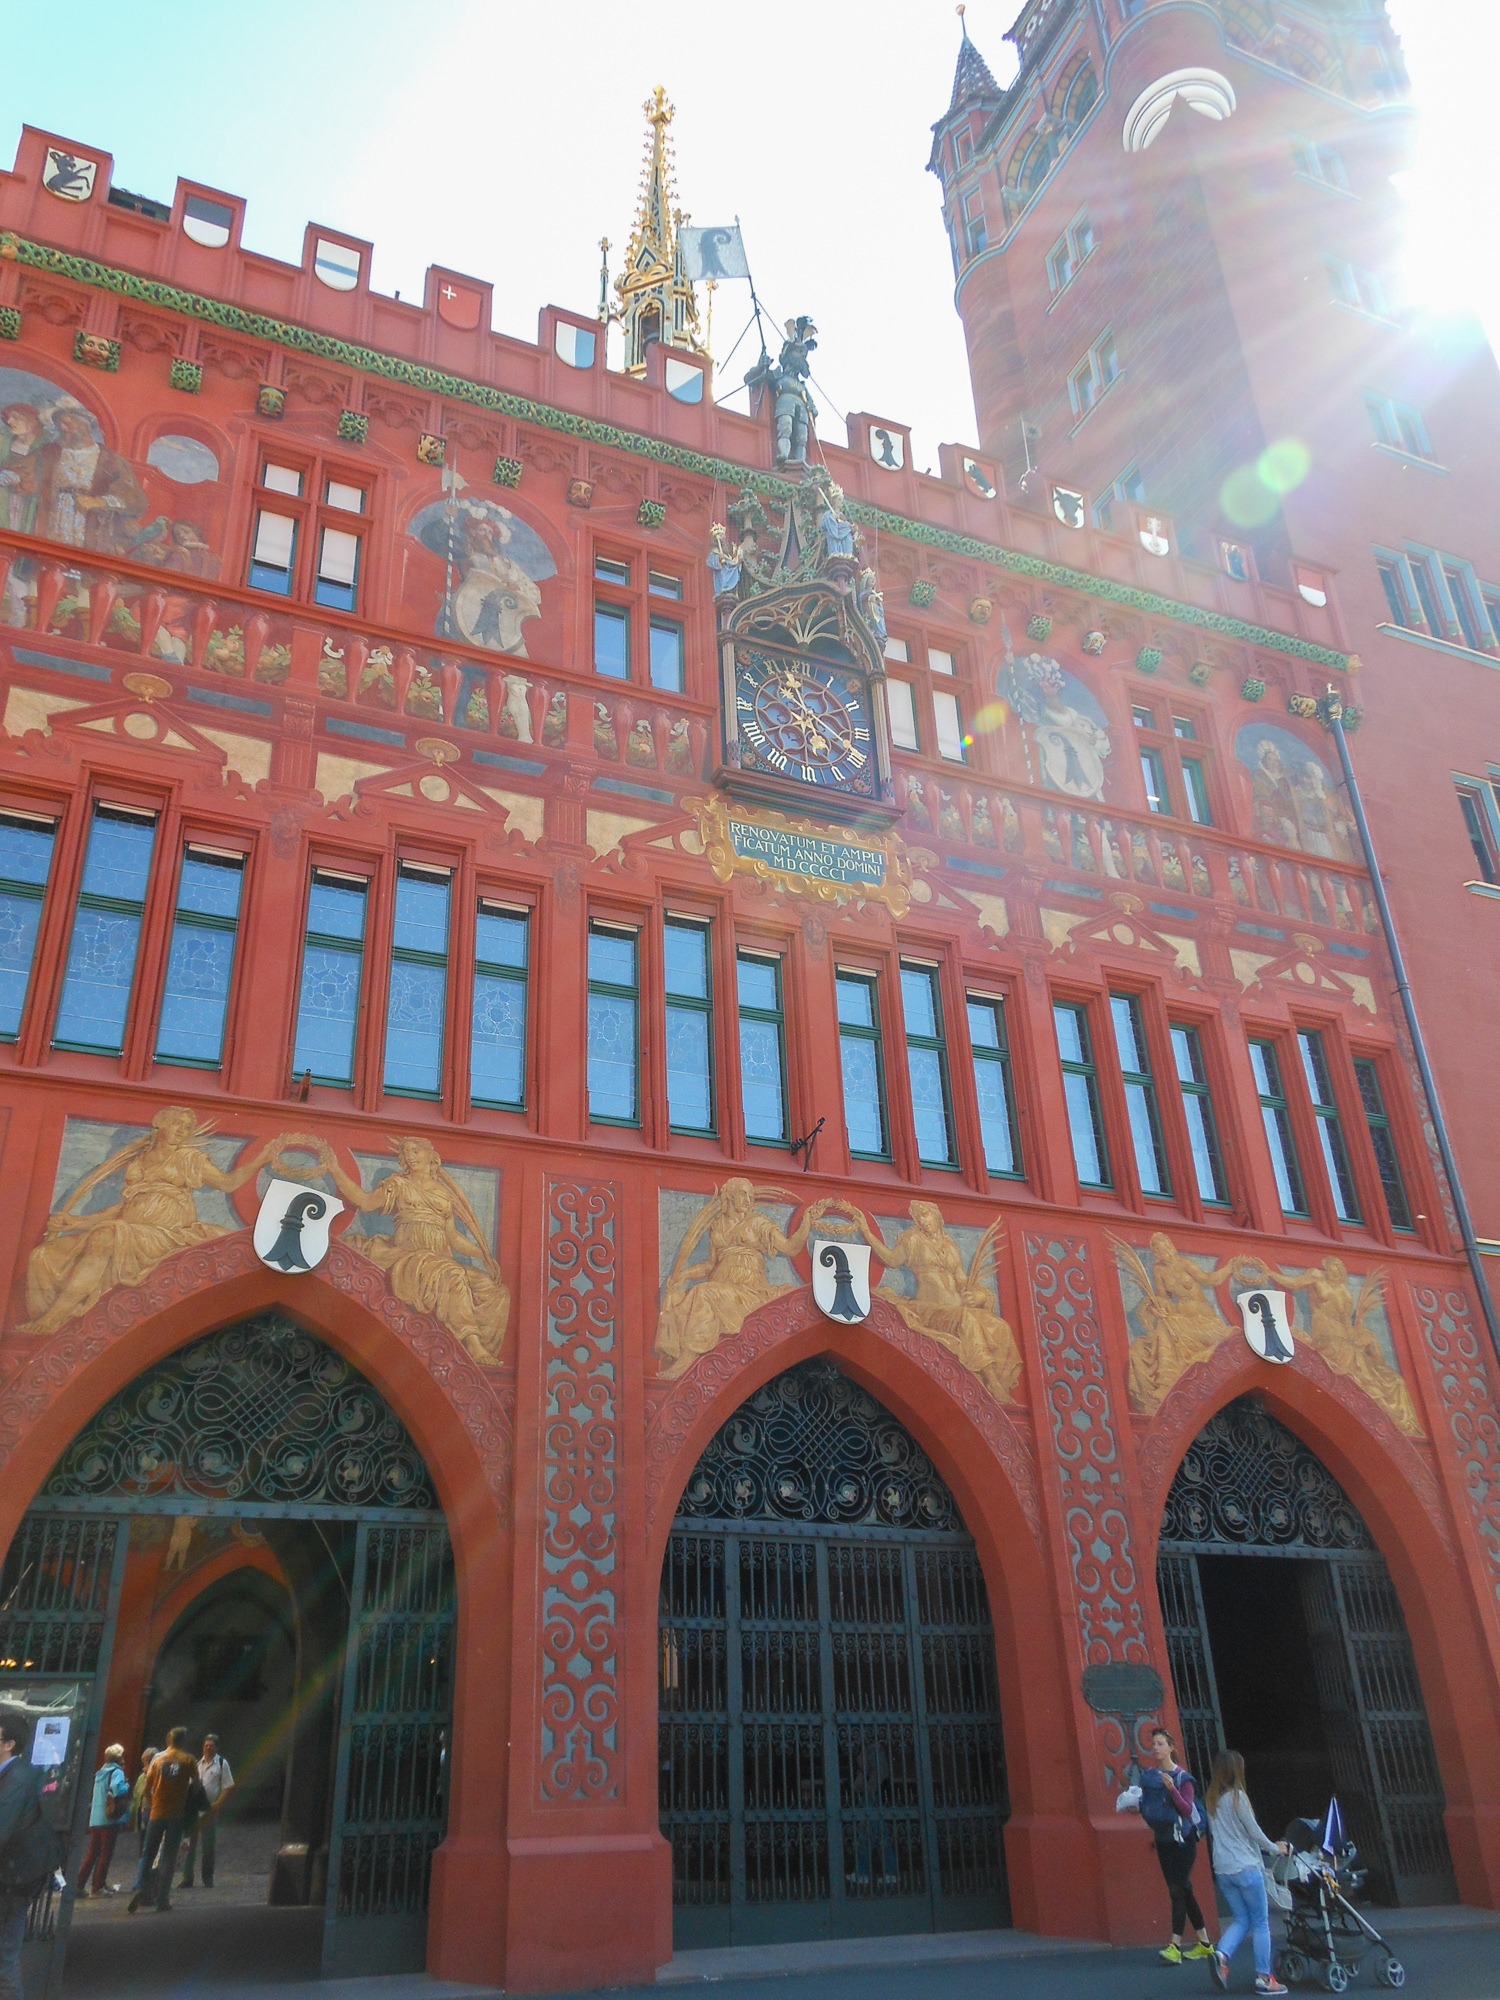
[1273, 1803, 1405, 1992]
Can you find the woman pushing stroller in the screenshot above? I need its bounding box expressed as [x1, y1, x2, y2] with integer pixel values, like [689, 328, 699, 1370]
[1205, 1748, 1290, 1994]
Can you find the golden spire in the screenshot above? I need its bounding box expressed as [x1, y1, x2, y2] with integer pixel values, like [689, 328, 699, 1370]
[615, 85, 702, 376]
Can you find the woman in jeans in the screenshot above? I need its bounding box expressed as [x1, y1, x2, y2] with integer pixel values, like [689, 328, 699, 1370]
[1205, 1748, 1289, 1995]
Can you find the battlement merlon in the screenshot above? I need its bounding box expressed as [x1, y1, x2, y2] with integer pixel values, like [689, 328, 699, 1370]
[0, 123, 1350, 670]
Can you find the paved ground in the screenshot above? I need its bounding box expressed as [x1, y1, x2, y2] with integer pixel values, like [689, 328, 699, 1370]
[54, 1903, 1500, 2000]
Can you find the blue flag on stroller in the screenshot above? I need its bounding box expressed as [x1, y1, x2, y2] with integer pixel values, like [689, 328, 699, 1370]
[1321, 1796, 1346, 1857]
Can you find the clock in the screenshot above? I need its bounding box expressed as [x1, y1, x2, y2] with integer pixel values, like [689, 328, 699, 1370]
[726, 645, 881, 805]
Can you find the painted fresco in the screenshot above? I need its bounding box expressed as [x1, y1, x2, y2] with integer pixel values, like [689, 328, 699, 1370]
[0, 367, 224, 600]
[1113, 1233, 1237, 1415]
[869, 1203, 1021, 1402]
[406, 494, 557, 658]
[655, 1180, 818, 1378]
[999, 652, 1115, 802]
[1236, 722, 1356, 862]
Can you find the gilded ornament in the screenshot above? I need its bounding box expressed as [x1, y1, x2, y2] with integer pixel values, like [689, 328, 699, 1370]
[1239, 1256, 1422, 1437]
[1189, 661, 1211, 686]
[567, 477, 594, 508]
[417, 431, 446, 466]
[256, 383, 286, 419]
[1113, 1233, 1239, 1415]
[73, 329, 119, 372]
[684, 792, 922, 918]
[1082, 628, 1107, 655]
[847, 1201, 1022, 1403]
[969, 595, 993, 624]
[655, 1179, 828, 1378]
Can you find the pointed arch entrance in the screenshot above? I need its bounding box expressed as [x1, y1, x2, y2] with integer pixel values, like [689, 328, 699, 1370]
[1157, 1398, 1455, 1906]
[0, 1313, 455, 1994]
[658, 1357, 1009, 1949]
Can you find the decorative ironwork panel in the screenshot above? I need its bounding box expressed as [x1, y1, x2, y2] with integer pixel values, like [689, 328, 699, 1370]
[660, 1363, 1007, 1945]
[1410, 1282, 1500, 1611]
[1163, 1399, 1374, 1551]
[40, 1315, 437, 1512]
[325, 1522, 455, 1976]
[0, 1515, 118, 1675]
[674, 1358, 958, 1530]
[1154, 1553, 1224, 1794]
[538, 1178, 622, 1803]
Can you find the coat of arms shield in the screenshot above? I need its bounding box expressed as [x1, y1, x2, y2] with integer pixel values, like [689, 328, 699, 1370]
[1236, 1288, 1295, 1364]
[253, 1179, 344, 1273]
[810, 1237, 872, 1323]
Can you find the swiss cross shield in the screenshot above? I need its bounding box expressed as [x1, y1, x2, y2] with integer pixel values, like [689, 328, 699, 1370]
[437, 280, 483, 330]
[1237, 1288, 1296, 1364]
[253, 1178, 344, 1273]
[810, 1238, 872, 1323]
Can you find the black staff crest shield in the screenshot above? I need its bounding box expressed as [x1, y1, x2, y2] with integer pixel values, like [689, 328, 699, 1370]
[810, 1237, 872, 1323]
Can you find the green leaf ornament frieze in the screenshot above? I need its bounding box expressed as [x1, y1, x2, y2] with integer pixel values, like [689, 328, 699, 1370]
[0, 232, 1349, 672]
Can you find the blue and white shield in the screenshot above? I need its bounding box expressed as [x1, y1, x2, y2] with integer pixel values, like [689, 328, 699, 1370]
[811, 1238, 872, 1323]
[253, 1178, 344, 1273]
[1237, 1288, 1295, 1364]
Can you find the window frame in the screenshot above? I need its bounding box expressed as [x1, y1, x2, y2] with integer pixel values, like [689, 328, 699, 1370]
[663, 914, 716, 1137]
[586, 919, 642, 1128]
[966, 988, 1024, 1181]
[1053, 996, 1111, 1191]
[1109, 989, 1171, 1200]
[1249, 1034, 1308, 1218]
[1365, 392, 1432, 461]
[1068, 329, 1119, 419]
[246, 447, 371, 612]
[1297, 1026, 1363, 1226]
[1093, 462, 1145, 533]
[469, 896, 531, 1113]
[899, 959, 958, 1170]
[0, 806, 59, 1045]
[1353, 1053, 1415, 1235]
[592, 543, 689, 693]
[836, 966, 891, 1163]
[736, 945, 790, 1148]
[382, 859, 453, 1101]
[1456, 781, 1500, 885]
[290, 863, 372, 1090]
[1169, 1019, 1230, 1210]
[52, 802, 161, 1058]
[153, 839, 248, 1072]
[1129, 698, 1218, 826]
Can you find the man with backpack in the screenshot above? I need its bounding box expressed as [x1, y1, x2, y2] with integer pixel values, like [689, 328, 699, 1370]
[127, 1727, 203, 1914]
[0, 1708, 51, 2000]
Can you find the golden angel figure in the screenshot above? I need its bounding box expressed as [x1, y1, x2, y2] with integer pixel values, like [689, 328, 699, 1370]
[655, 1179, 829, 1379]
[850, 1200, 1022, 1404]
[1114, 1232, 1238, 1416]
[308, 1136, 510, 1366]
[22, 1109, 294, 1337]
[1247, 1257, 1422, 1438]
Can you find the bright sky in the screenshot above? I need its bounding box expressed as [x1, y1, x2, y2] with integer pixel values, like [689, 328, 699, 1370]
[2, 1, 1493, 471]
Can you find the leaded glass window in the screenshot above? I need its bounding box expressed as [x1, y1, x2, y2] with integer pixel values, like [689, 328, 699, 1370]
[1250, 1038, 1307, 1216]
[737, 951, 787, 1144]
[54, 805, 158, 1054]
[968, 993, 1020, 1177]
[1299, 1029, 1360, 1223]
[1171, 1023, 1228, 1206]
[837, 971, 888, 1159]
[1054, 1001, 1109, 1188]
[901, 963, 955, 1167]
[471, 903, 528, 1109]
[0, 811, 56, 1041]
[385, 865, 451, 1098]
[665, 919, 714, 1134]
[1354, 1057, 1413, 1232]
[1111, 993, 1169, 1197]
[292, 870, 368, 1087]
[155, 845, 245, 1068]
[588, 924, 639, 1124]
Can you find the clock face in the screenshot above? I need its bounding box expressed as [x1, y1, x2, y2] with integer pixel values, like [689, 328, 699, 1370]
[734, 649, 877, 796]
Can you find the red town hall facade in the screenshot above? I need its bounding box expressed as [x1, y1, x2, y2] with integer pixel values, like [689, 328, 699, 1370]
[0, 5, 1499, 1991]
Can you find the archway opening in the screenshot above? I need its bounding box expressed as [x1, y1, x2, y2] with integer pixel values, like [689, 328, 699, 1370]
[1158, 1397, 1456, 1906]
[0, 1313, 455, 1997]
[658, 1357, 1010, 1949]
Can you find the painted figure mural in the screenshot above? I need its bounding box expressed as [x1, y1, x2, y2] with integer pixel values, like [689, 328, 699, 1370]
[1000, 652, 1113, 801]
[655, 1179, 827, 1378]
[22, 1110, 298, 1336]
[1236, 724, 1356, 862]
[1241, 1255, 1422, 1437]
[0, 369, 224, 602]
[407, 495, 556, 657]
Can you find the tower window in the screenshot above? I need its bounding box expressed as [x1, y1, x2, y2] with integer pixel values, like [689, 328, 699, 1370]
[1456, 785, 1500, 884]
[1068, 331, 1119, 417]
[1293, 141, 1350, 192]
[1366, 393, 1431, 459]
[1046, 213, 1095, 295]
[1327, 258, 1388, 317]
[963, 191, 988, 256]
[1093, 463, 1145, 532]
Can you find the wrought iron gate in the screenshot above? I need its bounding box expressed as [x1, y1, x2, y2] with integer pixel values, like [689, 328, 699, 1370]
[659, 1360, 1009, 1947]
[1158, 1399, 1455, 1906]
[0, 1513, 128, 2000]
[323, 1522, 456, 1977]
[0, 1314, 455, 1990]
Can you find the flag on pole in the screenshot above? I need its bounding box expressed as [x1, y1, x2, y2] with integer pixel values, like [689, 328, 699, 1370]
[680, 225, 750, 282]
[1321, 1796, 1346, 1857]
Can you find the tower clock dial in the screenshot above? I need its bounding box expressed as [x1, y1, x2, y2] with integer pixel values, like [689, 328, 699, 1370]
[732, 649, 877, 797]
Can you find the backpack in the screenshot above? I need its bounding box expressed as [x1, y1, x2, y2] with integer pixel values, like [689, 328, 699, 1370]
[184, 1776, 210, 1824]
[0, 1797, 66, 1899]
[1141, 1766, 1199, 1838]
[103, 1764, 130, 1823]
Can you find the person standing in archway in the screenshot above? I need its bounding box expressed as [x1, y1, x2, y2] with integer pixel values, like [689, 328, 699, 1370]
[128, 1727, 198, 1913]
[179, 1734, 233, 1891]
[1140, 1726, 1214, 1965]
[1205, 1749, 1289, 1995]
[79, 1742, 131, 1895]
